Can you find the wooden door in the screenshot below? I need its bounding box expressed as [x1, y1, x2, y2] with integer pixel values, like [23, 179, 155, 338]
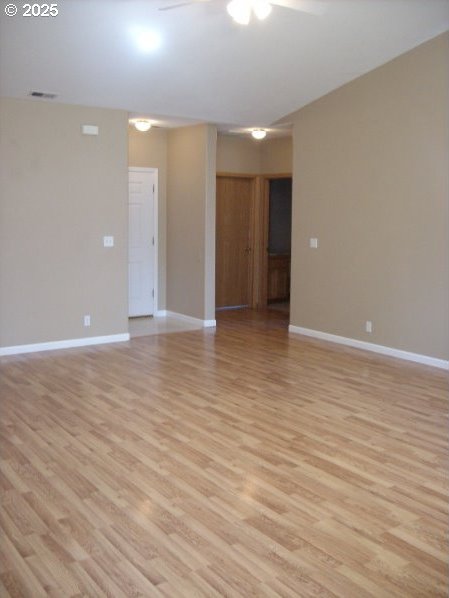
[128, 168, 155, 317]
[216, 176, 253, 309]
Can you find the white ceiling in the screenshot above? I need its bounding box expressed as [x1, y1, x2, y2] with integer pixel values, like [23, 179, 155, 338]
[0, 0, 448, 132]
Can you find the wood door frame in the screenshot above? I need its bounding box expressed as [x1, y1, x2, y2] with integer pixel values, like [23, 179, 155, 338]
[216, 172, 292, 310]
[128, 167, 159, 315]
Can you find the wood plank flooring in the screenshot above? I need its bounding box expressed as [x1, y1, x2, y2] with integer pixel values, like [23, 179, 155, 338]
[0, 309, 448, 597]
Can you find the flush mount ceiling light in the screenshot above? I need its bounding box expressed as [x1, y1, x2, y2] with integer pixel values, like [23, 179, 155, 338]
[227, 0, 271, 25]
[251, 129, 267, 140]
[133, 119, 152, 132]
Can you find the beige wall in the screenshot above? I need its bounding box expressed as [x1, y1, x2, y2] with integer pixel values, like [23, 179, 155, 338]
[216, 134, 261, 174]
[166, 124, 217, 321]
[217, 134, 292, 175]
[128, 126, 167, 309]
[290, 33, 449, 360]
[204, 127, 217, 320]
[0, 98, 129, 347]
[261, 137, 292, 174]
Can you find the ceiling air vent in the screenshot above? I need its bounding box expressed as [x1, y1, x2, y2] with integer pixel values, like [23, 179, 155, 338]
[29, 91, 58, 99]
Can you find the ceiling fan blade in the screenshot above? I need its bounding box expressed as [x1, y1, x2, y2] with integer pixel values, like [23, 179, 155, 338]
[158, 2, 196, 11]
[158, 0, 211, 10]
[270, 0, 326, 16]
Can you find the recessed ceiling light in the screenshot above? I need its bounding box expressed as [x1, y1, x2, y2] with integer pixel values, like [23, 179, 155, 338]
[133, 28, 162, 53]
[251, 129, 267, 140]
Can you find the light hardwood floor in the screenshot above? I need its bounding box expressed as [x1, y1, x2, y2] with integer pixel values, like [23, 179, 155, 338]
[0, 309, 448, 597]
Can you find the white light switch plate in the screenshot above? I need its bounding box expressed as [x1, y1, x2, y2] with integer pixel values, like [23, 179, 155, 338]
[103, 236, 114, 247]
[82, 124, 99, 136]
[309, 238, 318, 249]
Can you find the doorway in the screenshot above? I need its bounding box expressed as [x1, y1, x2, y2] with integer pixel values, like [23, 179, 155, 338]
[214, 173, 292, 317]
[266, 177, 292, 313]
[128, 167, 158, 318]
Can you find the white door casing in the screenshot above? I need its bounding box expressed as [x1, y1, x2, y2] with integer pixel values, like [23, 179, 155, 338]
[128, 168, 158, 317]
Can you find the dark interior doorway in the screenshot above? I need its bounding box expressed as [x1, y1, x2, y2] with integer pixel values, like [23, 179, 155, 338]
[267, 178, 292, 312]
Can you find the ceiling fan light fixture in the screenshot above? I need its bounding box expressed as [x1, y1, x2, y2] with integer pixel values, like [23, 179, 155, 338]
[251, 129, 267, 140]
[252, 0, 272, 20]
[134, 119, 152, 132]
[227, 0, 251, 25]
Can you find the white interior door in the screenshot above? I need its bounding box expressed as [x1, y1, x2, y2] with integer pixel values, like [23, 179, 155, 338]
[128, 169, 155, 317]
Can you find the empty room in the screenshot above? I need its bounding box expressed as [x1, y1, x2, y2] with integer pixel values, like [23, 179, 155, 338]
[0, 0, 448, 596]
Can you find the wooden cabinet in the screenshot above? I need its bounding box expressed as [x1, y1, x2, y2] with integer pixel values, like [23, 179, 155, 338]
[267, 254, 290, 302]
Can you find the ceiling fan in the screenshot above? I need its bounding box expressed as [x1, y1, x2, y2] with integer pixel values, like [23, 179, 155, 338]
[159, 0, 325, 25]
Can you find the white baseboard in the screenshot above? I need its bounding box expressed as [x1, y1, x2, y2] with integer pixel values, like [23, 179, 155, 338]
[0, 333, 130, 357]
[155, 310, 167, 317]
[288, 325, 448, 370]
[166, 311, 216, 328]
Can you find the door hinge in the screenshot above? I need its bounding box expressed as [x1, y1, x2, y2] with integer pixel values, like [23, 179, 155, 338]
[153, 184, 155, 193]
[152, 289, 154, 298]
[152, 236, 155, 246]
